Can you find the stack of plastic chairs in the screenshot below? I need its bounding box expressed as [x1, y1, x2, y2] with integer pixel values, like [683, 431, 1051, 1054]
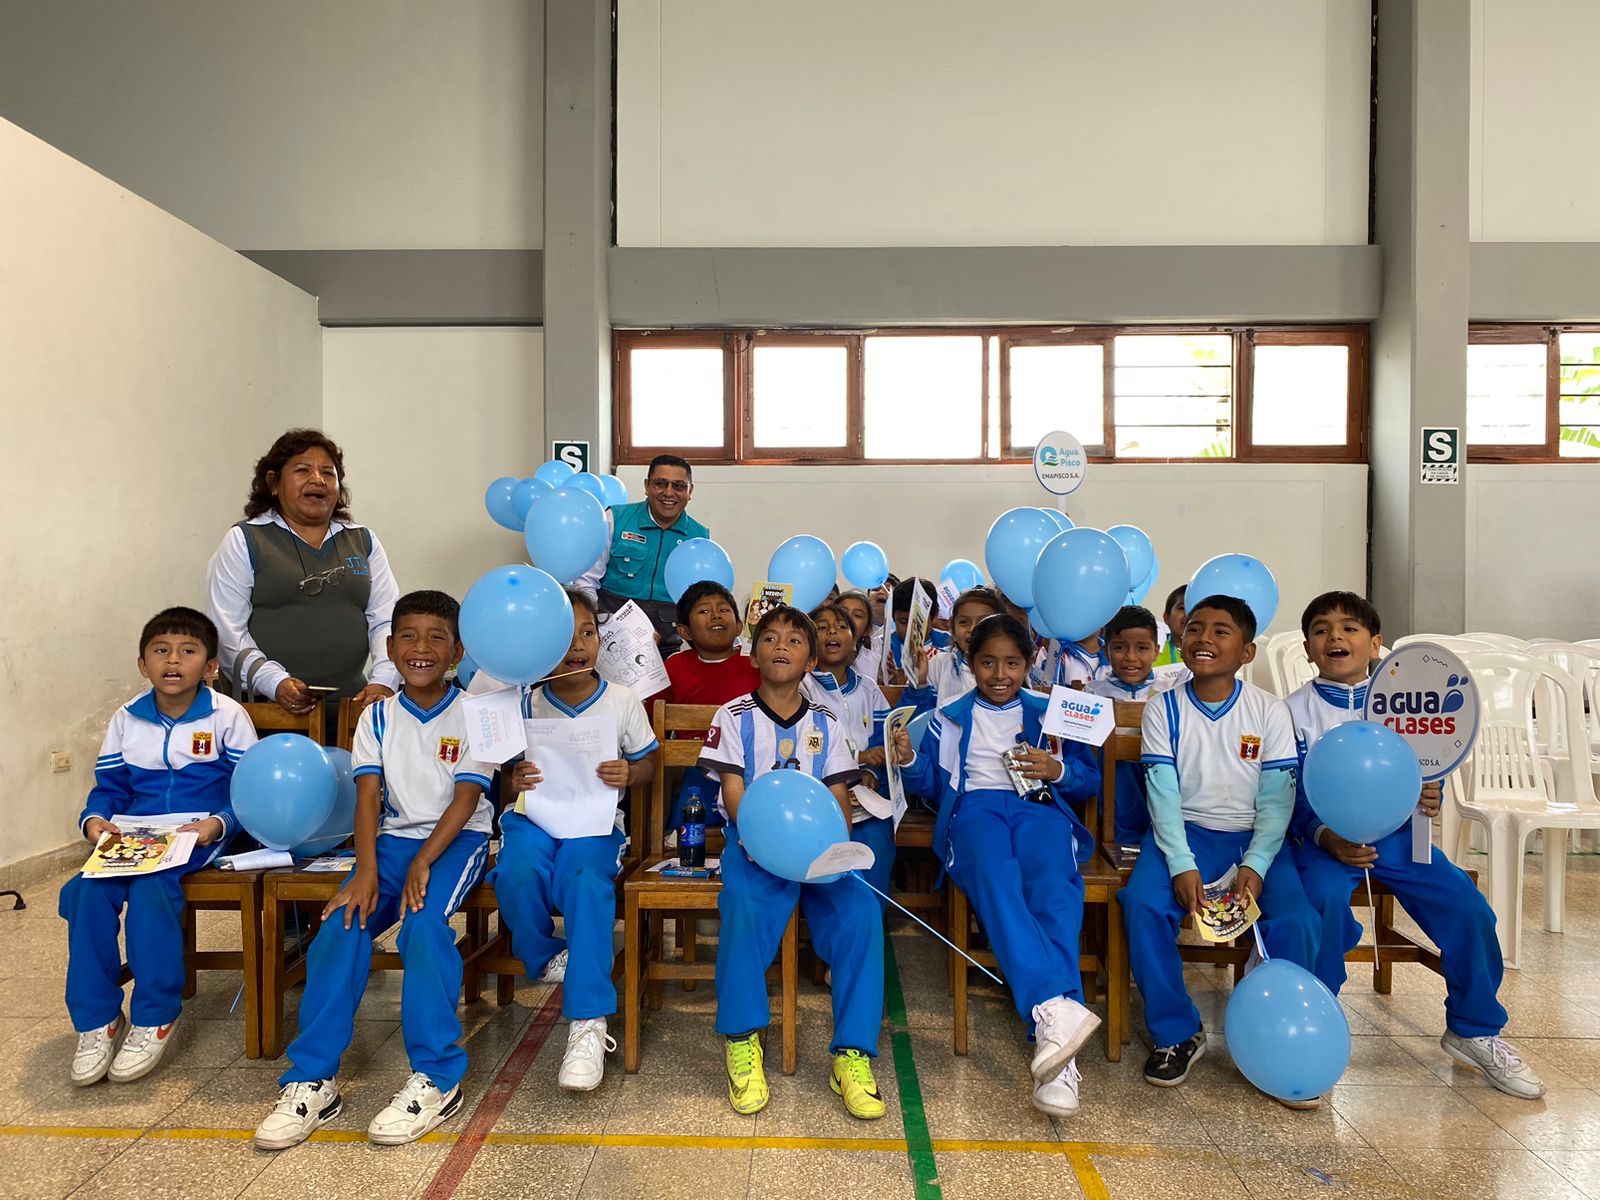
[1529, 643, 1600, 852]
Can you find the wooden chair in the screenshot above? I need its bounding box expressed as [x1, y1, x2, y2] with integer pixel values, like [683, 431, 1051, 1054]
[334, 697, 361, 750]
[241, 700, 327, 741]
[890, 808, 941, 927]
[621, 702, 799, 1075]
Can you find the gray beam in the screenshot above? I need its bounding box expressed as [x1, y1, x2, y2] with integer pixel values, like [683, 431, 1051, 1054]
[542, 0, 612, 468]
[1471, 243, 1600, 322]
[241, 250, 543, 326]
[1370, 0, 1471, 638]
[608, 244, 1382, 328]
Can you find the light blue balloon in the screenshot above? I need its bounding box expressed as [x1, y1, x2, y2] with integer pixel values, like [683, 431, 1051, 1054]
[568, 471, 608, 505]
[1031, 528, 1131, 643]
[1106, 525, 1156, 586]
[664, 537, 735, 602]
[455, 650, 478, 689]
[1224, 959, 1352, 1102]
[1038, 508, 1074, 532]
[768, 535, 837, 611]
[599, 474, 629, 507]
[523, 486, 609, 585]
[984, 508, 1062, 608]
[939, 558, 984, 595]
[841, 541, 890, 590]
[1129, 555, 1160, 607]
[291, 747, 358, 858]
[736, 770, 849, 884]
[485, 476, 521, 531]
[231, 734, 336, 851]
[1186, 553, 1280, 632]
[1026, 607, 1053, 644]
[1303, 721, 1423, 845]
[533, 459, 576, 488]
[906, 710, 934, 758]
[511, 475, 551, 525]
[460, 564, 574, 685]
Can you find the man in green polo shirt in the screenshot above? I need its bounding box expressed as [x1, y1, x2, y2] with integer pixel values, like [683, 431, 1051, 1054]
[596, 455, 709, 656]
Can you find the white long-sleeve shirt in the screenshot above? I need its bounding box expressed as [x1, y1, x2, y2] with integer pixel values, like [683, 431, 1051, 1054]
[205, 512, 401, 699]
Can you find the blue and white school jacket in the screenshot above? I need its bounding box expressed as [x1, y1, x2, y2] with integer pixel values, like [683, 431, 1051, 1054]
[901, 688, 1099, 877]
[78, 687, 257, 861]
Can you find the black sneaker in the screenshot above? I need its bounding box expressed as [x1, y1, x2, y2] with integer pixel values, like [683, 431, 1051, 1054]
[1143, 1031, 1206, 1086]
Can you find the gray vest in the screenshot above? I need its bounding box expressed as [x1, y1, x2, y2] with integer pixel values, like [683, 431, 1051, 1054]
[240, 520, 374, 697]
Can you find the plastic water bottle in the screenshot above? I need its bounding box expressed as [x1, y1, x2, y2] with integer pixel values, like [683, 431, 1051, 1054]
[680, 789, 706, 868]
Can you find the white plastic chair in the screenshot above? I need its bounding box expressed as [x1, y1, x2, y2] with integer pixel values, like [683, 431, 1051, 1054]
[1390, 634, 1495, 654]
[1529, 643, 1600, 852]
[1453, 650, 1600, 968]
[1465, 632, 1533, 652]
[1254, 630, 1301, 696]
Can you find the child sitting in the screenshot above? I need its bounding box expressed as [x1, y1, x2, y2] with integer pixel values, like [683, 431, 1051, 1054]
[903, 615, 1103, 1117]
[886, 576, 939, 714]
[1086, 605, 1185, 846]
[494, 589, 659, 1093]
[835, 590, 882, 684]
[1120, 596, 1318, 1100]
[1287, 591, 1543, 1099]
[63, 608, 256, 1087]
[805, 602, 894, 903]
[1053, 627, 1107, 689]
[909, 586, 1005, 708]
[1153, 586, 1187, 670]
[699, 606, 886, 1120]
[257, 591, 493, 1148]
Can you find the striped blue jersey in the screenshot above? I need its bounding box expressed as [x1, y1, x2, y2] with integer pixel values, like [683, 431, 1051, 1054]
[699, 692, 860, 820]
[79, 687, 256, 840]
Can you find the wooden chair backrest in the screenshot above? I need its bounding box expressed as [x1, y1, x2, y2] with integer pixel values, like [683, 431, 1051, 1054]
[648, 701, 722, 858]
[241, 701, 324, 740]
[1096, 700, 1145, 846]
[335, 698, 361, 751]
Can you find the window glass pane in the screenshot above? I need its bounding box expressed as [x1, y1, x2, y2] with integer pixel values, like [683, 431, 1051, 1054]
[987, 336, 1001, 457]
[1251, 344, 1350, 446]
[751, 345, 847, 447]
[1559, 333, 1600, 457]
[1112, 335, 1231, 457]
[864, 336, 983, 458]
[629, 347, 724, 447]
[1467, 343, 1544, 445]
[1008, 344, 1104, 451]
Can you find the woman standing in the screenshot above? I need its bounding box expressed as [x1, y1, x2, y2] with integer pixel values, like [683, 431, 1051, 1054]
[206, 429, 399, 716]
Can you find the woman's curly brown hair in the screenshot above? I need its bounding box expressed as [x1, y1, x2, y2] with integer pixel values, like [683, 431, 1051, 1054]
[243, 429, 354, 521]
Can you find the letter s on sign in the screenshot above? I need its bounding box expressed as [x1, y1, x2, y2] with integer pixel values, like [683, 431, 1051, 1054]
[1427, 430, 1453, 461]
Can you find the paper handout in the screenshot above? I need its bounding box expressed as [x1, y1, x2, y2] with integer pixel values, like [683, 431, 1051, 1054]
[597, 600, 671, 696]
[460, 686, 527, 764]
[520, 714, 622, 839]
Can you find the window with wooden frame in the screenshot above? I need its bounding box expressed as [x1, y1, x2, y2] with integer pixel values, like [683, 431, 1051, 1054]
[1467, 325, 1600, 461]
[615, 326, 1368, 466]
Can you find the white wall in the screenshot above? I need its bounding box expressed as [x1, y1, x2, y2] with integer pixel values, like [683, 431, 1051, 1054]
[0, 117, 321, 868]
[1466, 466, 1600, 640]
[0, 0, 543, 251]
[617, 463, 1368, 638]
[322, 329, 546, 603]
[618, 0, 1370, 247]
[1470, 0, 1600, 242]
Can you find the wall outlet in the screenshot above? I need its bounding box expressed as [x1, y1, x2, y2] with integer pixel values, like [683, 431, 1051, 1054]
[50, 751, 71, 773]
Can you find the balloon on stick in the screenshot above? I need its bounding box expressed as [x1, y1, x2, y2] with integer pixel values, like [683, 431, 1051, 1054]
[1106, 525, 1156, 587]
[736, 770, 849, 883]
[984, 508, 1062, 608]
[485, 476, 521, 531]
[1225, 958, 1352, 1103]
[567, 472, 609, 506]
[523, 486, 609, 585]
[1302, 721, 1423, 846]
[511, 476, 550, 525]
[768, 535, 837, 611]
[1186, 554, 1280, 632]
[533, 459, 576, 488]
[664, 537, 736, 601]
[290, 748, 358, 858]
[231, 735, 337, 850]
[939, 558, 984, 596]
[841, 541, 891, 590]
[1031, 528, 1131, 643]
[460, 565, 573, 685]
[598, 474, 629, 508]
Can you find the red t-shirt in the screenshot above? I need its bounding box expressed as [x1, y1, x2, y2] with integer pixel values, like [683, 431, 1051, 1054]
[650, 651, 761, 735]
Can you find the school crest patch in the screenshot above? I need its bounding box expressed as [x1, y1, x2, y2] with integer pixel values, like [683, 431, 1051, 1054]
[438, 737, 462, 764]
[191, 732, 213, 757]
[804, 729, 824, 756]
[1238, 734, 1262, 761]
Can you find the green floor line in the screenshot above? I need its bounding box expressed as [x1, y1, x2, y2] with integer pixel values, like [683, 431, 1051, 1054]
[884, 936, 942, 1199]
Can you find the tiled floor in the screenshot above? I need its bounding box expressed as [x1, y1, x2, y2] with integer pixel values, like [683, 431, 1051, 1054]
[2, 853, 1597, 1199]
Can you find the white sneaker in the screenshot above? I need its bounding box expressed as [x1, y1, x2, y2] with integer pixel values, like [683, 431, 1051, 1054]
[255, 1079, 343, 1150]
[368, 1071, 463, 1145]
[540, 949, 569, 984]
[558, 1017, 615, 1092]
[1030, 995, 1101, 1083]
[1032, 1058, 1082, 1117]
[107, 1018, 177, 1083]
[71, 1015, 125, 1087]
[1441, 1031, 1546, 1100]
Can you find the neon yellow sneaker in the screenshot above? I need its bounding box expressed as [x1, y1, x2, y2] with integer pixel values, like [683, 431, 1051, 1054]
[725, 1033, 769, 1115]
[830, 1049, 886, 1120]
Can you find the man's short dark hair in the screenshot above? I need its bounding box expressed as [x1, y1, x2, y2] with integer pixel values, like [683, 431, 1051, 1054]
[676, 580, 740, 629]
[752, 605, 817, 658]
[1186, 594, 1257, 642]
[140, 607, 219, 660]
[1163, 585, 1188, 618]
[647, 454, 692, 481]
[392, 590, 461, 642]
[1300, 591, 1382, 640]
[890, 577, 937, 617]
[1106, 605, 1159, 641]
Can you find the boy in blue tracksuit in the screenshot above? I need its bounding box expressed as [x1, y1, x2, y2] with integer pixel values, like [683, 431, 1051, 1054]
[62, 607, 256, 1087]
[1288, 591, 1544, 1100]
[903, 614, 1103, 1119]
[700, 606, 887, 1121]
[1121, 595, 1320, 1101]
[256, 591, 495, 1150]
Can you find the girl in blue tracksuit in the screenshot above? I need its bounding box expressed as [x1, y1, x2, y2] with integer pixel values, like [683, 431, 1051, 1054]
[902, 614, 1103, 1118]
